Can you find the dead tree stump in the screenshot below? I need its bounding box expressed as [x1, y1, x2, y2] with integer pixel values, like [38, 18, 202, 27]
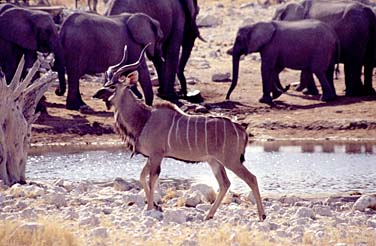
[0, 56, 57, 186]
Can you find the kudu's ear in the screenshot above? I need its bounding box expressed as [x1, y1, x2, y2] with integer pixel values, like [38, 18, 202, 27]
[127, 71, 139, 86]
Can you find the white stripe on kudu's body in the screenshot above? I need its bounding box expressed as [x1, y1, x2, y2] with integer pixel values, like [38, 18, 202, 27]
[97, 46, 266, 221]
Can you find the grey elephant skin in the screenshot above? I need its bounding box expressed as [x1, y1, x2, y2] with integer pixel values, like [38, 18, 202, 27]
[59, 12, 163, 110]
[105, 0, 201, 102]
[273, 0, 376, 96]
[0, 4, 66, 94]
[226, 20, 339, 104]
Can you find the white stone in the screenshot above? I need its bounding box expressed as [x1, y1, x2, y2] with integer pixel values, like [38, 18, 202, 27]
[20, 208, 38, 219]
[295, 207, 315, 219]
[15, 201, 28, 210]
[24, 185, 45, 198]
[113, 177, 132, 191]
[79, 215, 100, 227]
[278, 195, 299, 205]
[189, 184, 216, 203]
[211, 72, 231, 82]
[143, 209, 163, 221]
[196, 204, 211, 212]
[353, 195, 376, 212]
[313, 205, 332, 217]
[53, 178, 64, 187]
[197, 14, 223, 27]
[43, 193, 66, 207]
[0, 193, 5, 203]
[90, 227, 108, 238]
[18, 222, 44, 233]
[123, 194, 145, 207]
[185, 190, 203, 207]
[164, 209, 187, 224]
[139, 190, 162, 204]
[9, 184, 25, 197]
[367, 219, 376, 228]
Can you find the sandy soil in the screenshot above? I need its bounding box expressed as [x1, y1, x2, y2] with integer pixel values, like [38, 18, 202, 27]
[31, 1, 376, 147]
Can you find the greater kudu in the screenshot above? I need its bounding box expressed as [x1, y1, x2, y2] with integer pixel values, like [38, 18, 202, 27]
[93, 45, 266, 221]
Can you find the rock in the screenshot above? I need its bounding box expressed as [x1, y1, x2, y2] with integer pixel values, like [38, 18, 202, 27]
[53, 178, 64, 187]
[313, 205, 332, 217]
[185, 190, 203, 207]
[242, 17, 255, 26]
[123, 193, 145, 207]
[24, 185, 45, 198]
[113, 177, 132, 191]
[143, 209, 163, 221]
[295, 207, 315, 219]
[9, 184, 25, 198]
[353, 195, 376, 211]
[15, 201, 28, 210]
[211, 72, 231, 82]
[240, 2, 256, 9]
[197, 14, 223, 27]
[278, 195, 300, 205]
[0, 193, 5, 203]
[139, 190, 162, 204]
[367, 219, 376, 228]
[190, 184, 216, 203]
[247, 192, 256, 205]
[164, 209, 187, 224]
[17, 222, 45, 233]
[20, 208, 38, 219]
[43, 193, 67, 207]
[196, 204, 211, 212]
[90, 227, 108, 238]
[79, 215, 100, 227]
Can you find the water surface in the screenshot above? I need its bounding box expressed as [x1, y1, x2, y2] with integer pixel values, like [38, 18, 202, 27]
[27, 143, 376, 195]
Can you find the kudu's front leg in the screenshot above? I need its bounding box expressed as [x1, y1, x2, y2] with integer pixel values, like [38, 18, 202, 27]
[140, 162, 151, 200]
[206, 160, 231, 220]
[146, 154, 163, 211]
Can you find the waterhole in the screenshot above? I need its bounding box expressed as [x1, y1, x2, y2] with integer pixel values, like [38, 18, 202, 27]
[27, 142, 376, 195]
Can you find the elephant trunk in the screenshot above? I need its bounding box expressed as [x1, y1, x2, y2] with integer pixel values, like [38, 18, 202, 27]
[226, 47, 241, 100]
[50, 40, 66, 96]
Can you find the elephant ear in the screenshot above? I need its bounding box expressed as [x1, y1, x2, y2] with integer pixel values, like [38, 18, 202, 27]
[0, 8, 38, 50]
[276, 3, 305, 20]
[127, 13, 164, 58]
[247, 22, 276, 53]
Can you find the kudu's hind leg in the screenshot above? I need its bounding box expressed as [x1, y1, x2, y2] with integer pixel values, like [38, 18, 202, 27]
[206, 160, 231, 220]
[147, 155, 163, 211]
[226, 163, 266, 221]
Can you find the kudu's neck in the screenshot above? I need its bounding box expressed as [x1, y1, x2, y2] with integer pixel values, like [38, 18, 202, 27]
[113, 87, 152, 152]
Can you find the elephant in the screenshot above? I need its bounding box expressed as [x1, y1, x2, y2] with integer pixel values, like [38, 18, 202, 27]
[58, 12, 164, 110]
[105, 0, 203, 103]
[226, 20, 339, 105]
[273, 0, 376, 96]
[0, 4, 66, 95]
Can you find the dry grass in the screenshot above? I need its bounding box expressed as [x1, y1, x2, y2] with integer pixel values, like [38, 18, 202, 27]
[1, 215, 375, 245]
[0, 220, 79, 246]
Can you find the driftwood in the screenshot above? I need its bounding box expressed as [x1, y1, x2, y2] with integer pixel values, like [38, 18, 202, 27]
[0, 56, 56, 186]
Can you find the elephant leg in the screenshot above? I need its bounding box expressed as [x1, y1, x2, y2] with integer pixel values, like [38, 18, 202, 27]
[325, 64, 336, 96]
[296, 71, 307, 92]
[137, 59, 154, 106]
[344, 62, 363, 96]
[152, 57, 165, 96]
[272, 73, 283, 100]
[363, 63, 376, 96]
[259, 63, 274, 105]
[66, 73, 86, 110]
[177, 34, 196, 97]
[314, 71, 336, 102]
[301, 70, 319, 96]
[159, 38, 182, 104]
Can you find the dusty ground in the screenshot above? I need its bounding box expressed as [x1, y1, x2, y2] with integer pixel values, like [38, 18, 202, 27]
[31, 1, 376, 147]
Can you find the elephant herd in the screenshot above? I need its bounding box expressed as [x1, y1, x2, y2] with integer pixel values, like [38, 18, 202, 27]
[227, 0, 376, 104]
[0, 0, 375, 112]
